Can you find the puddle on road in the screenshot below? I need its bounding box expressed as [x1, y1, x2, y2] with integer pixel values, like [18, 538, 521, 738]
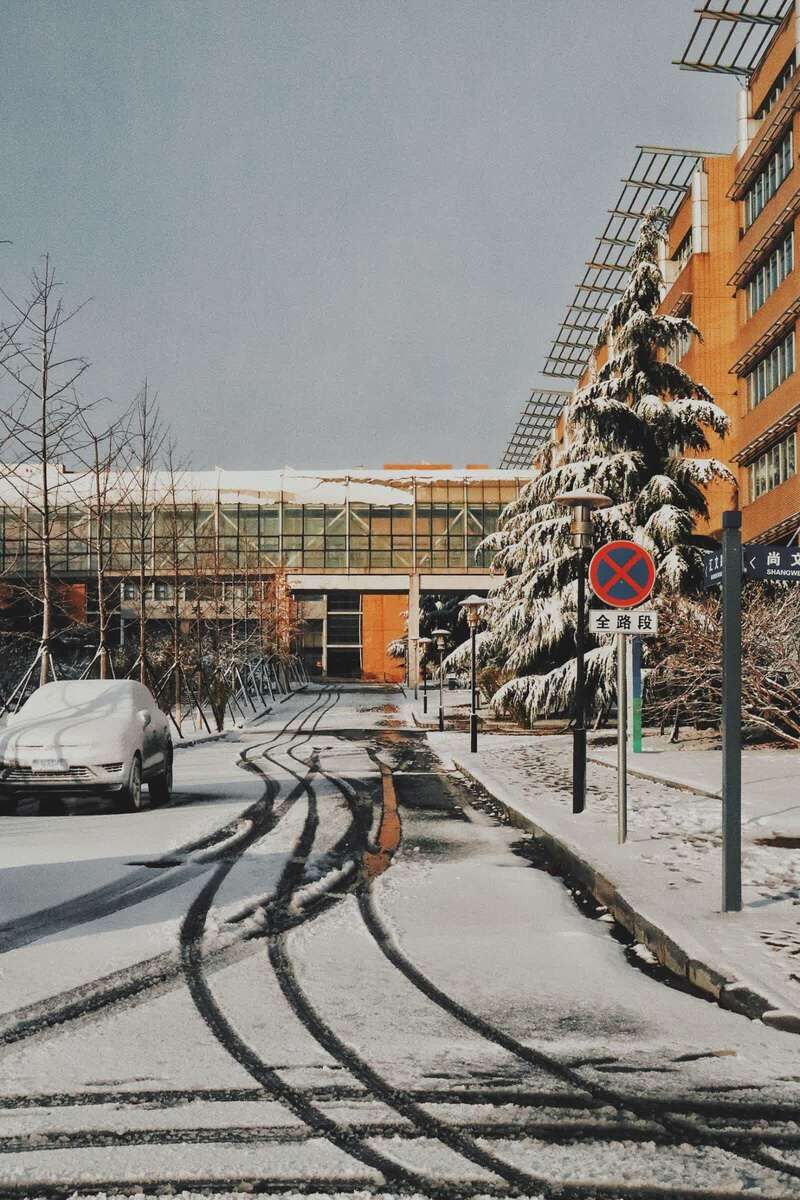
[362, 762, 401, 881]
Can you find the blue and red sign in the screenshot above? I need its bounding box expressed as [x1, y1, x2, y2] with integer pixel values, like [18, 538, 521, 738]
[589, 541, 656, 609]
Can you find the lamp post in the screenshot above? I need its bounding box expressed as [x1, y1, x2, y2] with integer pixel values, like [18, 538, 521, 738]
[418, 636, 432, 714]
[409, 636, 419, 700]
[460, 594, 486, 753]
[431, 628, 449, 732]
[554, 489, 612, 815]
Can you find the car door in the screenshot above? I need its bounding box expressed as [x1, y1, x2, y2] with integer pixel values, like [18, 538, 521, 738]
[135, 685, 164, 775]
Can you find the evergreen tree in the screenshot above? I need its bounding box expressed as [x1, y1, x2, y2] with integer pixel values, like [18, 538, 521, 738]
[479, 208, 734, 724]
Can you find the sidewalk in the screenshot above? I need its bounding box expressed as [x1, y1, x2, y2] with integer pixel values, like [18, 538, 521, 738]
[430, 728, 800, 1033]
[398, 684, 473, 727]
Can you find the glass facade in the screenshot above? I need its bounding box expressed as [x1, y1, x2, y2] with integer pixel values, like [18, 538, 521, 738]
[672, 229, 693, 274]
[755, 53, 796, 120]
[748, 431, 797, 501]
[746, 232, 793, 317]
[744, 131, 793, 229]
[0, 479, 523, 577]
[746, 329, 795, 408]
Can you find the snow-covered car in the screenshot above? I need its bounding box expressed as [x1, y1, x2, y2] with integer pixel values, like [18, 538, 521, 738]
[0, 679, 172, 814]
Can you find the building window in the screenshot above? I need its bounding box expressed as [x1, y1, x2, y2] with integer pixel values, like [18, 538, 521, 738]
[744, 131, 793, 228]
[747, 329, 795, 408]
[666, 322, 693, 365]
[326, 591, 361, 679]
[749, 431, 797, 500]
[672, 230, 693, 274]
[747, 232, 793, 316]
[755, 53, 796, 120]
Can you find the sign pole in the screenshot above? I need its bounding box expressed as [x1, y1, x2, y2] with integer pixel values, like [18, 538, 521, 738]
[628, 636, 643, 753]
[617, 631, 627, 844]
[721, 510, 742, 914]
[573, 548, 588, 814]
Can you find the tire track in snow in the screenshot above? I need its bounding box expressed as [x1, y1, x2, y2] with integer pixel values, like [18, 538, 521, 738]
[350, 737, 800, 1189]
[0, 686, 328, 956]
[0, 689, 334, 1049]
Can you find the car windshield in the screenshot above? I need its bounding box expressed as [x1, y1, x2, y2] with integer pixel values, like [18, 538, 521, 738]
[17, 682, 137, 719]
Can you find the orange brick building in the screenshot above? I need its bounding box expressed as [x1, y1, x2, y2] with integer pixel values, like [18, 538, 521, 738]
[504, 2, 800, 549]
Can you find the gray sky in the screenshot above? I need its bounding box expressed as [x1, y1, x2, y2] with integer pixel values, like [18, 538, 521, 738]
[2, 1, 737, 470]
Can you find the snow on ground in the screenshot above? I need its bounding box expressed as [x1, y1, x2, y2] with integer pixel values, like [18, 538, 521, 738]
[434, 727, 800, 1019]
[3, 686, 800, 1198]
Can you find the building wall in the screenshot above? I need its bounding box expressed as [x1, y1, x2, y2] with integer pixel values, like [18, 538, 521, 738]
[361, 593, 406, 683]
[539, 9, 800, 551]
[728, 10, 800, 544]
[661, 154, 740, 536]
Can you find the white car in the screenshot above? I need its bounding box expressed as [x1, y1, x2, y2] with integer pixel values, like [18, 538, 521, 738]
[0, 679, 173, 814]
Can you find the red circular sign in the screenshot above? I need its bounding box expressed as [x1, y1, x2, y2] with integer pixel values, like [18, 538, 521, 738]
[589, 541, 656, 608]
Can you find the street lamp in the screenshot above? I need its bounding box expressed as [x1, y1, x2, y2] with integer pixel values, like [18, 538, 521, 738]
[431, 628, 449, 732]
[409, 636, 419, 700]
[418, 636, 432, 714]
[460, 594, 487, 753]
[554, 489, 612, 815]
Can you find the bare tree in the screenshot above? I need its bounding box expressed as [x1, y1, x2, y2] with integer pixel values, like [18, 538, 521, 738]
[0, 257, 93, 688]
[646, 588, 800, 746]
[127, 382, 166, 686]
[74, 407, 133, 679]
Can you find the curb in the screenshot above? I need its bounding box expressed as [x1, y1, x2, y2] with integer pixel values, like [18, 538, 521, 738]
[588, 754, 721, 800]
[174, 730, 230, 749]
[454, 759, 800, 1033]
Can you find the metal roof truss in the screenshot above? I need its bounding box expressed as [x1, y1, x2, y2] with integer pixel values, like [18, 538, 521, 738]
[674, 1, 792, 77]
[499, 388, 570, 469]
[542, 146, 712, 380]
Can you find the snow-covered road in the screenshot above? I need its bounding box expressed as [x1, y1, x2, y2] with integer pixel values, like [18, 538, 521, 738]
[1, 684, 800, 1200]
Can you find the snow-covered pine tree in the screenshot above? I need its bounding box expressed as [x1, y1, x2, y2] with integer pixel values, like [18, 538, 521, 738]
[478, 207, 734, 725]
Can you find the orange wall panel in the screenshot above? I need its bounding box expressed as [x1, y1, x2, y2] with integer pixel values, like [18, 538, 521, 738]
[56, 582, 87, 624]
[361, 593, 406, 683]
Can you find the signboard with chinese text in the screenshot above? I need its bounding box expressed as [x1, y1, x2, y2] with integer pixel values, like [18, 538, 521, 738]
[703, 544, 800, 589]
[702, 550, 723, 588]
[743, 544, 800, 582]
[589, 609, 658, 636]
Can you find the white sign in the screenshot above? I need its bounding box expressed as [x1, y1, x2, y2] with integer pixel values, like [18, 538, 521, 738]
[590, 608, 658, 636]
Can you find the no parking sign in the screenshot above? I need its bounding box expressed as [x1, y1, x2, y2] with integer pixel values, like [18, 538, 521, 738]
[589, 541, 655, 609]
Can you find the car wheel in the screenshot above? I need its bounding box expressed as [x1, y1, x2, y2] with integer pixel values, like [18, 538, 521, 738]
[119, 753, 144, 813]
[149, 749, 173, 806]
[0, 791, 17, 816]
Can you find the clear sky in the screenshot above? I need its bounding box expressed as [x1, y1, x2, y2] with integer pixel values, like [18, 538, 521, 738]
[1, 1, 739, 470]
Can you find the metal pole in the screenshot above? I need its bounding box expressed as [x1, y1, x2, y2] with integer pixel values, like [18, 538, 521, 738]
[413, 641, 418, 701]
[573, 548, 587, 814]
[617, 632, 627, 844]
[423, 663, 428, 714]
[469, 624, 478, 753]
[438, 647, 444, 732]
[722, 509, 742, 913]
[633, 638, 642, 748]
